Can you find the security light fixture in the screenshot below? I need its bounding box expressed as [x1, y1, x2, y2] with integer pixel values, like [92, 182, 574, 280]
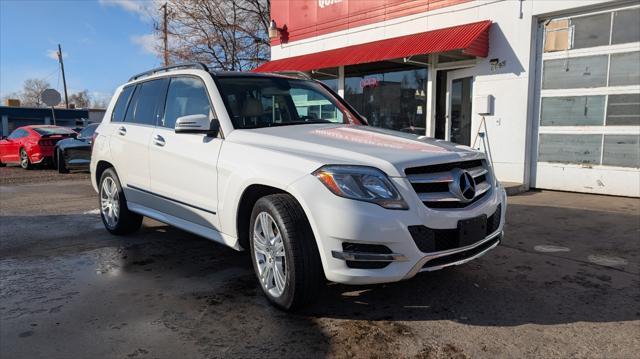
[268, 20, 288, 42]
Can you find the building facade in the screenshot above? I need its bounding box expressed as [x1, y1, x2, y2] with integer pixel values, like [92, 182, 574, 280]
[255, 0, 640, 197]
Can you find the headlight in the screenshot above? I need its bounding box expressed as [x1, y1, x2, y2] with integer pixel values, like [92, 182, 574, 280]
[313, 165, 408, 210]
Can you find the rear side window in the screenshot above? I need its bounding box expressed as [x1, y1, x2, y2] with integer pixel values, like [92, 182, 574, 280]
[111, 86, 134, 122]
[125, 79, 169, 126]
[162, 77, 212, 129]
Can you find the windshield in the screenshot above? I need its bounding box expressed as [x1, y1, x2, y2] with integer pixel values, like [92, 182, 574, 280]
[79, 124, 98, 138]
[215, 76, 364, 129]
[32, 126, 76, 136]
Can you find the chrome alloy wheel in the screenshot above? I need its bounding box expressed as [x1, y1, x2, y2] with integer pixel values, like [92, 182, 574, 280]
[100, 177, 120, 228]
[20, 150, 28, 168]
[253, 212, 287, 297]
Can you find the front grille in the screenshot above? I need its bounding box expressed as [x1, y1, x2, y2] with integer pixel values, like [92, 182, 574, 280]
[409, 204, 502, 253]
[342, 242, 391, 269]
[404, 159, 492, 209]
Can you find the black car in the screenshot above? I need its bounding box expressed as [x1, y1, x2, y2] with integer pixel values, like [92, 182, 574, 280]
[54, 123, 98, 173]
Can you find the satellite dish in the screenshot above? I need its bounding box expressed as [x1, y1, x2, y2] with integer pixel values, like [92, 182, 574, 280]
[41, 89, 62, 107]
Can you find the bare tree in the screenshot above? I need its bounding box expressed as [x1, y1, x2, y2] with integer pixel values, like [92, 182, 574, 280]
[91, 97, 110, 109]
[20, 78, 51, 107]
[69, 90, 91, 108]
[155, 0, 270, 71]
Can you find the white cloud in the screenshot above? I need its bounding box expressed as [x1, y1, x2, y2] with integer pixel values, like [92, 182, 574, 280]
[131, 33, 160, 55]
[46, 49, 67, 60]
[98, 0, 158, 22]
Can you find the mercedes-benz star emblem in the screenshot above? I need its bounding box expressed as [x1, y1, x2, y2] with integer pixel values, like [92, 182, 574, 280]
[449, 168, 476, 202]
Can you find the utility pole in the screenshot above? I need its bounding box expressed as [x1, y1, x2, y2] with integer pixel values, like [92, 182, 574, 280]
[57, 44, 69, 109]
[161, 3, 169, 67]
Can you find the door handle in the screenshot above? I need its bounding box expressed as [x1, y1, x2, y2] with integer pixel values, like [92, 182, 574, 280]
[118, 126, 127, 136]
[153, 134, 165, 147]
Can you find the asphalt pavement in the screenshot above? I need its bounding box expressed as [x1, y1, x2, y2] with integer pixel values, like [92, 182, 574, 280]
[1, 167, 639, 358]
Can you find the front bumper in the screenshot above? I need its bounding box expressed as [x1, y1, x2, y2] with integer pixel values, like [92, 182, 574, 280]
[289, 174, 507, 285]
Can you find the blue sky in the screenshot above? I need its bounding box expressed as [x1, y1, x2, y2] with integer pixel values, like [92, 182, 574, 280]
[0, 0, 162, 104]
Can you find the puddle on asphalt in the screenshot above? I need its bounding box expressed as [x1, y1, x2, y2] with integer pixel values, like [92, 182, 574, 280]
[534, 245, 571, 253]
[587, 255, 628, 267]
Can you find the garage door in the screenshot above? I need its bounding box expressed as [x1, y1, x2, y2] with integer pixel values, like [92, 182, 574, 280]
[533, 5, 640, 197]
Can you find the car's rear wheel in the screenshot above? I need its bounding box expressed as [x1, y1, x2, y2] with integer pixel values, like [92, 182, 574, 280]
[249, 194, 323, 310]
[19, 148, 32, 170]
[56, 149, 69, 173]
[99, 168, 143, 235]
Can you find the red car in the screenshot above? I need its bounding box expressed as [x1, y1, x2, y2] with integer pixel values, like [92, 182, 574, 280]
[0, 125, 77, 169]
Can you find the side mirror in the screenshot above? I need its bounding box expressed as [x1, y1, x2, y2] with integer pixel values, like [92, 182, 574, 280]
[0, 136, 6, 140]
[175, 114, 219, 137]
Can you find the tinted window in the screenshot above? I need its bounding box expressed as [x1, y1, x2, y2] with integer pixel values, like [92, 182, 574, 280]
[608, 51, 640, 87]
[124, 79, 169, 126]
[603, 135, 640, 167]
[162, 77, 212, 129]
[8, 129, 27, 139]
[79, 124, 99, 138]
[612, 8, 640, 45]
[542, 55, 608, 89]
[111, 86, 134, 122]
[540, 96, 605, 126]
[571, 13, 611, 49]
[538, 134, 602, 165]
[216, 76, 362, 129]
[607, 94, 640, 126]
[345, 68, 427, 131]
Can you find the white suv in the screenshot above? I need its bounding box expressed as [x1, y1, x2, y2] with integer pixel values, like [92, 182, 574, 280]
[91, 63, 506, 310]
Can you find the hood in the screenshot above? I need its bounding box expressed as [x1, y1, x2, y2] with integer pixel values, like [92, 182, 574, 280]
[226, 124, 484, 177]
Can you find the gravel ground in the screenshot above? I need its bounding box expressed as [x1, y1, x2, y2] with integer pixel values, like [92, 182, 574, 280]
[0, 165, 90, 185]
[0, 176, 639, 358]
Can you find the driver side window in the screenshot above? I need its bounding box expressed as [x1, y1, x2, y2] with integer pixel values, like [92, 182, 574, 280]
[162, 77, 213, 129]
[8, 129, 27, 139]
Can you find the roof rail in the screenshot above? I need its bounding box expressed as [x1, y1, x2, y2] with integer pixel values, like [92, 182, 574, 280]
[271, 71, 313, 80]
[128, 62, 209, 82]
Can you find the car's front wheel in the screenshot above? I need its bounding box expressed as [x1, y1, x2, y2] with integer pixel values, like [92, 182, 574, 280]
[99, 168, 142, 235]
[249, 194, 323, 310]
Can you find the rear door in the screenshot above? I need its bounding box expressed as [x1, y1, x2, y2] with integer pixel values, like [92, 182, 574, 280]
[109, 78, 169, 191]
[149, 76, 222, 228]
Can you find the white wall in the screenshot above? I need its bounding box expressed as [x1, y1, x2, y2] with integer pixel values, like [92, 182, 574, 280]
[269, 0, 616, 184]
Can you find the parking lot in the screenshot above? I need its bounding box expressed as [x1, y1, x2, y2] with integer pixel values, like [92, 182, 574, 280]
[1, 167, 639, 358]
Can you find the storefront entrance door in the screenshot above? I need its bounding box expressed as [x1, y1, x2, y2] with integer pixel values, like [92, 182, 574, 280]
[446, 71, 474, 146]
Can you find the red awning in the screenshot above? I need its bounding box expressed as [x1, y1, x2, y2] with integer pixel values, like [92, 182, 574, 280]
[253, 20, 491, 73]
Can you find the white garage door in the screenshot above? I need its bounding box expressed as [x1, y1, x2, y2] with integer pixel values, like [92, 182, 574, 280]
[533, 4, 640, 197]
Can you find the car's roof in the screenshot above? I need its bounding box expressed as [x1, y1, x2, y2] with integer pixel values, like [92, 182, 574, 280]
[125, 68, 311, 86]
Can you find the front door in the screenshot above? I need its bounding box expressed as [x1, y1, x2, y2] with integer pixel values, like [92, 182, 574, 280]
[446, 71, 474, 146]
[149, 76, 222, 229]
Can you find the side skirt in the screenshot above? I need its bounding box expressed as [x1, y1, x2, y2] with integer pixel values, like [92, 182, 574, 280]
[127, 201, 241, 250]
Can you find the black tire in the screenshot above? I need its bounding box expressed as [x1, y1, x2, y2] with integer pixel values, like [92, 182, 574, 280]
[0, 157, 5, 167]
[98, 167, 143, 235]
[249, 194, 324, 310]
[56, 149, 69, 173]
[19, 148, 32, 170]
